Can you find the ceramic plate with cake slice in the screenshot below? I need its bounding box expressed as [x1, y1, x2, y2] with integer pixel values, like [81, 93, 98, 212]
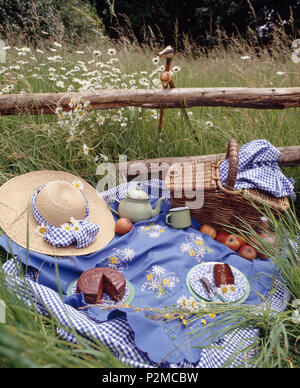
[186, 262, 250, 304]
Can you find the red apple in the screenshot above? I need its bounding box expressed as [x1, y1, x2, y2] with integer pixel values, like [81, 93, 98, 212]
[223, 234, 241, 251]
[236, 235, 247, 247]
[238, 244, 257, 261]
[200, 224, 217, 239]
[115, 217, 133, 235]
[216, 231, 230, 244]
[248, 236, 270, 259]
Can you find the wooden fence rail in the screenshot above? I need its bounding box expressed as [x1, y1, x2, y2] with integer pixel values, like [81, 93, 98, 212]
[0, 87, 300, 116]
[116, 145, 300, 181]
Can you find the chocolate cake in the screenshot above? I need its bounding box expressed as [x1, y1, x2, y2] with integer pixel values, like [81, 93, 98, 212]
[213, 263, 235, 288]
[76, 267, 126, 304]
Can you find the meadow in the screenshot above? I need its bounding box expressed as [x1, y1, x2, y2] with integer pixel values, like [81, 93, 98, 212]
[0, 28, 300, 368]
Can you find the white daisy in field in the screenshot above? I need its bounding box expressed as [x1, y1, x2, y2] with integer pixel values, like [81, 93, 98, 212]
[53, 42, 62, 48]
[49, 48, 57, 52]
[93, 50, 102, 56]
[129, 79, 136, 85]
[172, 65, 181, 73]
[56, 81, 64, 88]
[74, 104, 83, 113]
[72, 180, 84, 191]
[76, 51, 85, 54]
[96, 115, 105, 125]
[107, 48, 116, 56]
[205, 120, 214, 127]
[152, 56, 160, 65]
[152, 78, 160, 86]
[69, 97, 79, 108]
[83, 143, 89, 155]
[241, 55, 251, 60]
[187, 111, 193, 117]
[276, 71, 285, 75]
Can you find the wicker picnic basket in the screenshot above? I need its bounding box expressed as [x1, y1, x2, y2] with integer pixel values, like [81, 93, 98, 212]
[164, 139, 290, 231]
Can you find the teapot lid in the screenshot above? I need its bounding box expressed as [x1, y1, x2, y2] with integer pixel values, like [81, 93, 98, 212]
[127, 184, 149, 200]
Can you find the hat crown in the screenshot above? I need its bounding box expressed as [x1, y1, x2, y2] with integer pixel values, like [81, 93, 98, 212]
[35, 180, 86, 227]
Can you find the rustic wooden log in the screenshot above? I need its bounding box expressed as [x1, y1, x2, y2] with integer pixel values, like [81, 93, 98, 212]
[116, 145, 300, 181]
[1, 87, 300, 115]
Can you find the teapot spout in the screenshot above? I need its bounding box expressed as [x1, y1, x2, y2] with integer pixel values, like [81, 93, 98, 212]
[152, 197, 165, 217]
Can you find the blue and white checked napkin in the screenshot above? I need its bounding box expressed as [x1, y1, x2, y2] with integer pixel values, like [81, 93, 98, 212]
[219, 140, 295, 199]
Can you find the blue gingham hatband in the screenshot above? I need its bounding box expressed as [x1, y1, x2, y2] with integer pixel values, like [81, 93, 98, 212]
[32, 184, 100, 249]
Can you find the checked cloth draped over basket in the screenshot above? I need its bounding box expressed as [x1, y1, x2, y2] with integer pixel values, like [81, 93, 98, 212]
[0, 176, 291, 368]
[219, 139, 296, 199]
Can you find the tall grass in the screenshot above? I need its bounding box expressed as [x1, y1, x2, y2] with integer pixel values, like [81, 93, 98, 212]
[0, 21, 299, 367]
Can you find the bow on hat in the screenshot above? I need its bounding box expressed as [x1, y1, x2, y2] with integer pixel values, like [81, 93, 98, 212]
[32, 184, 100, 249]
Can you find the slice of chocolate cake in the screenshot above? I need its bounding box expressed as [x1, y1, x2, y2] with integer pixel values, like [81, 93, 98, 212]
[213, 263, 235, 288]
[76, 267, 126, 304]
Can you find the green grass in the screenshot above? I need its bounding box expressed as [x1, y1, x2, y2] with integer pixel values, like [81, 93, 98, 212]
[0, 27, 299, 368]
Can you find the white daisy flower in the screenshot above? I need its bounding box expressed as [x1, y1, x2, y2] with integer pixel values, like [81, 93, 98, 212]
[186, 296, 200, 312]
[61, 223, 73, 232]
[205, 121, 214, 127]
[121, 247, 136, 261]
[276, 71, 285, 75]
[107, 48, 116, 56]
[56, 81, 64, 88]
[83, 143, 89, 155]
[96, 115, 105, 125]
[241, 55, 251, 60]
[71, 223, 81, 233]
[152, 56, 160, 65]
[152, 265, 166, 276]
[34, 224, 48, 237]
[180, 242, 193, 253]
[72, 180, 84, 190]
[53, 42, 62, 48]
[152, 78, 160, 86]
[177, 295, 189, 309]
[172, 65, 181, 73]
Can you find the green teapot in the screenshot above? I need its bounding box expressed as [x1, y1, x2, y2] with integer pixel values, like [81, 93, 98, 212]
[108, 184, 165, 223]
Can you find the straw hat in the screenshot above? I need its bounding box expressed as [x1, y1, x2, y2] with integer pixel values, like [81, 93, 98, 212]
[0, 170, 115, 256]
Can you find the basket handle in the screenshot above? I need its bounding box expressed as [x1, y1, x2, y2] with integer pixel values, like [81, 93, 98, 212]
[224, 139, 239, 190]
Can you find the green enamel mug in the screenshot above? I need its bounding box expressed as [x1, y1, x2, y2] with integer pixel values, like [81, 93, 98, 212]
[165, 207, 191, 229]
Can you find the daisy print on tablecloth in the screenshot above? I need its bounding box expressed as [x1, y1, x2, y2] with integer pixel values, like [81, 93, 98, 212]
[180, 233, 212, 263]
[141, 265, 179, 298]
[100, 247, 136, 272]
[137, 222, 167, 238]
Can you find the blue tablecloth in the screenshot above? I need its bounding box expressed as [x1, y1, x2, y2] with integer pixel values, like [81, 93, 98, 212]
[0, 180, 290, 366]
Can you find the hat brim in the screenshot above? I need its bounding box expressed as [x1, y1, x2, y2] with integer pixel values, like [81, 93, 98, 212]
[0, 170, 115, 256]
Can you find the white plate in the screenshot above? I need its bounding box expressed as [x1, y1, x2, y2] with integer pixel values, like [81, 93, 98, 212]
[187, 262, 250, 303]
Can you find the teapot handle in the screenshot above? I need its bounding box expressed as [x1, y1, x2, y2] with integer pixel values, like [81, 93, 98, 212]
[108, 197, 120, 217]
